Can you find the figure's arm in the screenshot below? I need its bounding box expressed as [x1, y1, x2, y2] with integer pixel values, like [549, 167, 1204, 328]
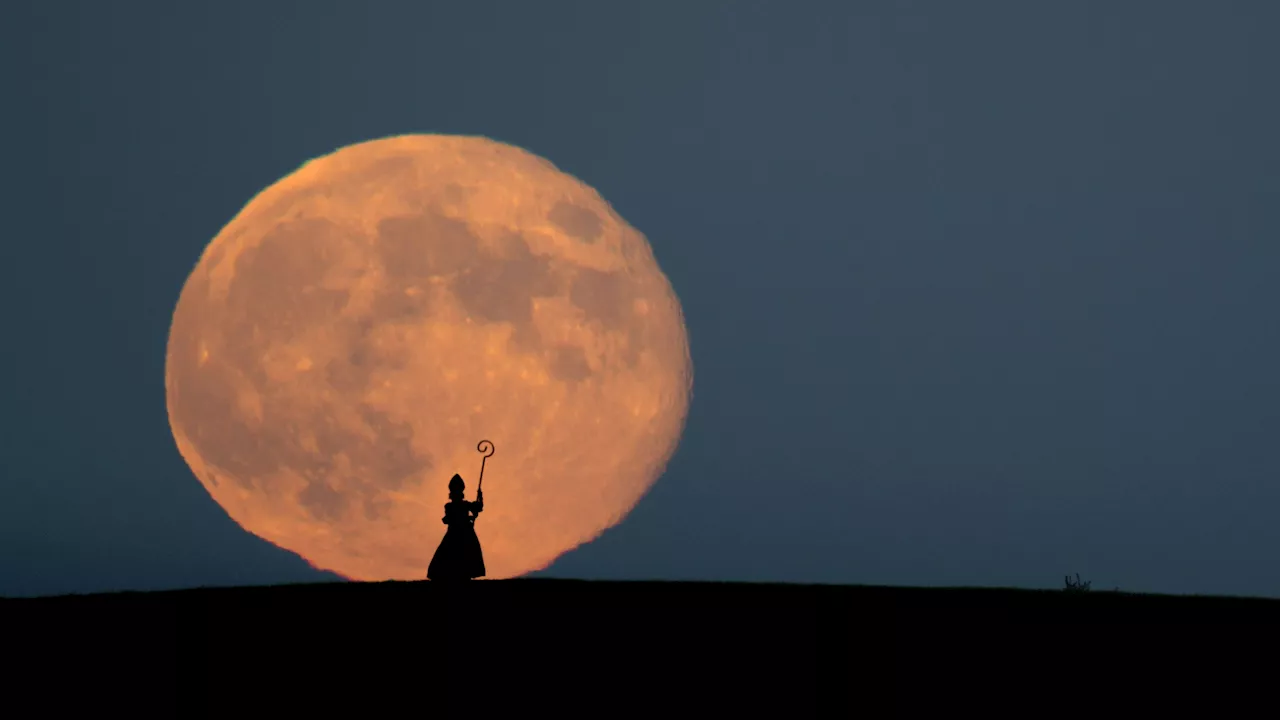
[472, 492, 483, 514]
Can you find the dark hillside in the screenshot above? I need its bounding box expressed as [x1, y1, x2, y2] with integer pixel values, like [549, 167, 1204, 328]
[3, 579, 1274, 715]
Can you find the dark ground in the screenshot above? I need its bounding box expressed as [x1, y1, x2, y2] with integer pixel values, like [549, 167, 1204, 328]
[2, 579, 1275, 715]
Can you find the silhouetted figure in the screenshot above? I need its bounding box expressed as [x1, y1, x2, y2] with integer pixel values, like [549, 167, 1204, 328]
[427, 474, 486, 580]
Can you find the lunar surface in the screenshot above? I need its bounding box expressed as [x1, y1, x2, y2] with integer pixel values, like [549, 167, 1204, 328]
[164, 135, 692, 581]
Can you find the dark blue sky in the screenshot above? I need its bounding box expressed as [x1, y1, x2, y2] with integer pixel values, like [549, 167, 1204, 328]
[3, 2, 1278, 598]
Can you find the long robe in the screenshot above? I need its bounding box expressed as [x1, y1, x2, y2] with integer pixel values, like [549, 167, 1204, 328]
[427, 498, 486, 580]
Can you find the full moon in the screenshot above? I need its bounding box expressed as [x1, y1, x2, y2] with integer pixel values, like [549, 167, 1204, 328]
[165, 135, 692, 581]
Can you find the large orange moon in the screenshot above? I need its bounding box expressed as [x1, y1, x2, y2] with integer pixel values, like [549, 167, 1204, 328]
[164, 135, 692, 581]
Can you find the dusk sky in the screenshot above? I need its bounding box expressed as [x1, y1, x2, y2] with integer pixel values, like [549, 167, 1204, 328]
[3, 1, 1278, 598]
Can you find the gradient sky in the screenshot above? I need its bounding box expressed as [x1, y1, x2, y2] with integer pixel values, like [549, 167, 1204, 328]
[3, 1, 1277, 598]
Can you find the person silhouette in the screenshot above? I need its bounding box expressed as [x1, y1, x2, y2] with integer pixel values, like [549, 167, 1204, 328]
[426, 473, 486, 581]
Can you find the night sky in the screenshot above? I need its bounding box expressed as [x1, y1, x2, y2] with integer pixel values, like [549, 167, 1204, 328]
[3, 2, 1278, 598]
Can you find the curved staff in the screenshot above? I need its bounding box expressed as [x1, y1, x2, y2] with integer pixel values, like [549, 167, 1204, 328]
[474, 440, 494, 523]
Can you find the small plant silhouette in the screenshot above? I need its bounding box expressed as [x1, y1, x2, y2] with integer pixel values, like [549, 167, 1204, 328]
[1063, 573, 1092, 592]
